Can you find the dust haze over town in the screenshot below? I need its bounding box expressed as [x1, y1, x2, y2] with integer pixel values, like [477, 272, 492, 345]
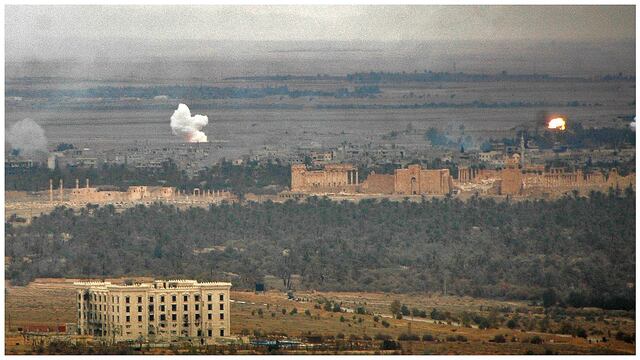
[4, 5, 637, 355]
[5, 5, 635, 158]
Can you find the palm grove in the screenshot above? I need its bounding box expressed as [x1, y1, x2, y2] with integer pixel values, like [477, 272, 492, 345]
[5, 189, 635, 310]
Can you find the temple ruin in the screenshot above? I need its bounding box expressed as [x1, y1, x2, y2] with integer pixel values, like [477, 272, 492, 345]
[291, 160, 635, 198]
[457, 155, 636, 196]
[47, 178, 236, 204]
[291, 163, 453, 195]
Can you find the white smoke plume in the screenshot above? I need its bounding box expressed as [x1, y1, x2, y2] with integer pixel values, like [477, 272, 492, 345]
[7, 118, 48, 155]
[170, 103, 209, 142]
[630, 117, 636, 132]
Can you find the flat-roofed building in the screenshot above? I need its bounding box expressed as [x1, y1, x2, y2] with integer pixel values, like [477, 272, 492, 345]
[74, 279, 231, 343]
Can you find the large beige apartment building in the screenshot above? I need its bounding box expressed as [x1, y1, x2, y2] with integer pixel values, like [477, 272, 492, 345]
[74, 280, 231, 343]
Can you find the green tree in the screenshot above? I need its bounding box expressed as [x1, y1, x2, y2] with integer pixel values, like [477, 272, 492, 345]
[390, 300, 402, 316]
[542, 289, 557, 308]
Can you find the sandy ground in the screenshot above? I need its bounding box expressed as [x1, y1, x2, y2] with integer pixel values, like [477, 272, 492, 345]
[5, 278, 635, 355]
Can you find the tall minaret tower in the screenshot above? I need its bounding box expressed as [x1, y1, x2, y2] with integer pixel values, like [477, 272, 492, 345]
[520, 133, 526, 169]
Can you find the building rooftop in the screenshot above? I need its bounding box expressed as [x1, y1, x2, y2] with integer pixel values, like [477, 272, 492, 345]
[74, 279, 232, 290]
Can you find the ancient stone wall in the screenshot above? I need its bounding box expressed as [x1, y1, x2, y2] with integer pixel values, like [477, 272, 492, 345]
[360, 173, 395, 194]
[458, 166, 634, 196]
[290, 164, 359, 193]
[290, 164, 307, 191]
[499, 168, 523, 195]
[393, 165, 452, 195]
[292, 163, 452, 195]
[127, 186, 148, 201]
[394, 165, 422, 195]
[419, 169, 452, 195]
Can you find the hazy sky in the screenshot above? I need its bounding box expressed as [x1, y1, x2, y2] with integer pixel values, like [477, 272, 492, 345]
[7, 5, 635, 42]
[5, 5, 635, 64]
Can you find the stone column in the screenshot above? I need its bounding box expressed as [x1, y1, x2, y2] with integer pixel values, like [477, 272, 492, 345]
[78, 290, 85, 335]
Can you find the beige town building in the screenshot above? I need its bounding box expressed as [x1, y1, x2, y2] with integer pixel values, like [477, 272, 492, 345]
[74, 280, 231, 344]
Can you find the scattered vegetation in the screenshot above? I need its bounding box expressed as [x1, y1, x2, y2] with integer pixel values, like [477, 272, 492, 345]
[5, 193, 635, 311]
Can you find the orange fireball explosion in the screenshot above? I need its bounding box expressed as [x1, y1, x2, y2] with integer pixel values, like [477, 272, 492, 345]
[548, 117, 566, 131]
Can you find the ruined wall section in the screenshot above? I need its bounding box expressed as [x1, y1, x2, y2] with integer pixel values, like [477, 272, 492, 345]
[394, 165, 422, 195]
[499, 168, 523, 195]
[360, 173, 395, 194]
[420, 169, 452, 195]
[457, 166, 634, 196]
[290, 164, 358, 193]
[394, 165, 452, 195]
[291, 164, 452, 195]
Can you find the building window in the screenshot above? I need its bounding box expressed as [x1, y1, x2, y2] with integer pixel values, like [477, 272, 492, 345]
[126, 306, 130, 313]
[172, 314, 177, 321]
[160, 305, 165, 312]
[171, 304, 177, 311]
[208, 313, 212, 320]
[208, 304, 212, 311]
[207, 294, 212, 302]
[195, 295, 200, 302]
[149, 304, 154, 312]
[195, 304, 199, 311]
[220, 313, 224, 320]
[184, 304, 188, 311]
[138, 306, 143, 313]
[126, 316, 130, 323]
[219, 304, 224, 311]
[160, 314, 166, 321]
[149, 296, 154, 303]
[138, 296, 142, 303]
[149, 314, 154, 321]
[171, 295, 176, 302]
[160, 295, 165, 303]
[138, 315, 142, 322]
[183, 295, 188, 302]
[220, 329, 225, 337]
[125, 296, 130, 304]
[219, 294, 224, 301]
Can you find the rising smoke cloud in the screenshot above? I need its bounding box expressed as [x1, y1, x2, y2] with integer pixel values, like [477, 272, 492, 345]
[170, 103, 209, 142]
[7, 118, 47, 155]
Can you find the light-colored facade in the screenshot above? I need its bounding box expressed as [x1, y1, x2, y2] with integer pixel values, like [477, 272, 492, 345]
[291, 163, 452, 196]
[291, 163, 359, 193]
[74, 280, 231, 343]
